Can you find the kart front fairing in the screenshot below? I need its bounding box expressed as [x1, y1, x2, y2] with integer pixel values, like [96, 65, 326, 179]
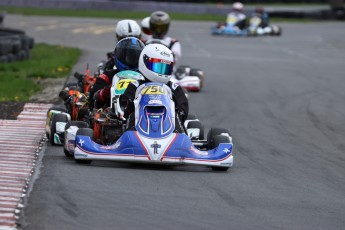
[74, 131, 233, 167]
[75, 82, 233, 167]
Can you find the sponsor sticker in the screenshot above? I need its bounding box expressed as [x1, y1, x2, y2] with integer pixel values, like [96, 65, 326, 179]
[161, 51, 171, 57]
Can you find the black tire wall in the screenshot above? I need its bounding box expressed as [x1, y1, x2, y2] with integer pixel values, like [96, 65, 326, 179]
[0, 17, 35, 63]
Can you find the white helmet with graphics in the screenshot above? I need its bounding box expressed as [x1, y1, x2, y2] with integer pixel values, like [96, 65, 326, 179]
[115, 19, 141, 41]
[139, 44, 174, 84]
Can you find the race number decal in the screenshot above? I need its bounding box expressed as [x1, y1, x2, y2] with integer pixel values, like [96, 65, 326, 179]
[116, 79, 136, 91]
[227, 16, 237, 24]
[141, 85, 167, 95]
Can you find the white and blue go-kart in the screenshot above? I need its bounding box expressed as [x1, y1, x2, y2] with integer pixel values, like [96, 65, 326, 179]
[74, 82, 233, 171]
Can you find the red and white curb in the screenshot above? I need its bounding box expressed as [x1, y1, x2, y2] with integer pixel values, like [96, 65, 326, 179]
[0, 103, 52, 230]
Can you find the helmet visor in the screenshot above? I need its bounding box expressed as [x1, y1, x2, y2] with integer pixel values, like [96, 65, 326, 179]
[150, 23, 169, 38]
[143, 54, 173, 75]
[142, 27, 152, 35]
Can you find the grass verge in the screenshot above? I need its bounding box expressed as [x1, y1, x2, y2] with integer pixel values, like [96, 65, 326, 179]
[0, 43, 81, 101]
[0, 6, 316, 22]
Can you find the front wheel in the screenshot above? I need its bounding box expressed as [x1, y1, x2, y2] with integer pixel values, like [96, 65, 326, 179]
[211, 135, 231, 171]
[74, 128, 93, 164]
[207, 128, 231, 150]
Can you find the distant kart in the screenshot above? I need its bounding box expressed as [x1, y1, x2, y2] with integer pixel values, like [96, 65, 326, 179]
[211, 15, 281, 36]
[74, 82, 233, 171]
[171, 65, 204, 92]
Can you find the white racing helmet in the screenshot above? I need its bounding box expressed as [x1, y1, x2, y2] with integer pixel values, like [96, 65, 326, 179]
[139, 44, 174, 84]
[232, 2, 244, 11]
[115, 19, 141, 41]
[140, 17, 151, 36]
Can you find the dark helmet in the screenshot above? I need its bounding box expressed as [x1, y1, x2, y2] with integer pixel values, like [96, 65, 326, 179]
[149, 11, 170, 39]
[114, 37, 145, 71]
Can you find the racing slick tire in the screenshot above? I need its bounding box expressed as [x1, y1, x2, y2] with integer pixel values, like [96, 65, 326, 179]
[271, 25, 282, 36]
[190, 68, 205, 90]
[74, 128, 93, 164]
[187, 120, 204, 140]
[211, 135, 232, 172]
[207, 128, 231, 149]
[47, 106, 68, 116]
[186, 114, 197, 120]
[50, 113, 69, 145]
[64, 121, 89, 157]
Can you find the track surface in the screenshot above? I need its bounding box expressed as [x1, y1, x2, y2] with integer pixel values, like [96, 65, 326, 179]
[6, 15, 345, 230]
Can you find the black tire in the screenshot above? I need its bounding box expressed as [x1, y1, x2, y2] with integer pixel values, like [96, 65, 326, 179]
[186, 114, 197, 120]
[212, 165, 229, 171]
[187, 120, 204, 140]
[47, 106, 67, 116]
[65, 121, 88, 131]
[75, 128, 93, 164]
[50, 113, 69, 145]
[6, 53, 15, 62]
[64, 148, 73, 158]
[65, 82, 78, 89]
[207, 128, 231, 149]
[16, 49, 29, 61]
[11, 37, 21, 54]
[28, 37, 34, 49]
[190, 68, 205, 90]
[211, 135, 231, 171]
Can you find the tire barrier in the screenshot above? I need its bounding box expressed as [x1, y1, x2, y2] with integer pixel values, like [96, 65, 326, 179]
[0, 22, 35, 63]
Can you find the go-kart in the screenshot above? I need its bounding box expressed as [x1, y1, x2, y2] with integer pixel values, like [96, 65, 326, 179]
[247, 15, 282, 36]
[63, 70, 144, 157]
[74, 82, 234, 171]
[171, 65, 204, 92]
[211, 14, 281, 36]
[45, 88, 88, 145]
[45, 66, 96, 145]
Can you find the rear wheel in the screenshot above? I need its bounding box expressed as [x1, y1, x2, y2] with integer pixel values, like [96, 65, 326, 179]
[50, 113, 68, 145]
[74, 128, 93, 164]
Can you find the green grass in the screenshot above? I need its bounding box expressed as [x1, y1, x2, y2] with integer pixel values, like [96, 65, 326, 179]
[0, 6, 224, 21]
[0, 43, 81, 101]
[0, 5, 319, 23]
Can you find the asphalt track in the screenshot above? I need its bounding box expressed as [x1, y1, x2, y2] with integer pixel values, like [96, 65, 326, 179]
[5, 15, 345, 230]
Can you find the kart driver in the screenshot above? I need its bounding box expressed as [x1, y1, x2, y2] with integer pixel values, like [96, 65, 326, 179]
[227, 2, 247, 30]
[251, 5, 270, 29]
[90, 37, 145, 108]
[140, 17, 152, 43]
[145, 11, 181, 66]
[120, 43, 189, 131]
[103, 19, 142, 71]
